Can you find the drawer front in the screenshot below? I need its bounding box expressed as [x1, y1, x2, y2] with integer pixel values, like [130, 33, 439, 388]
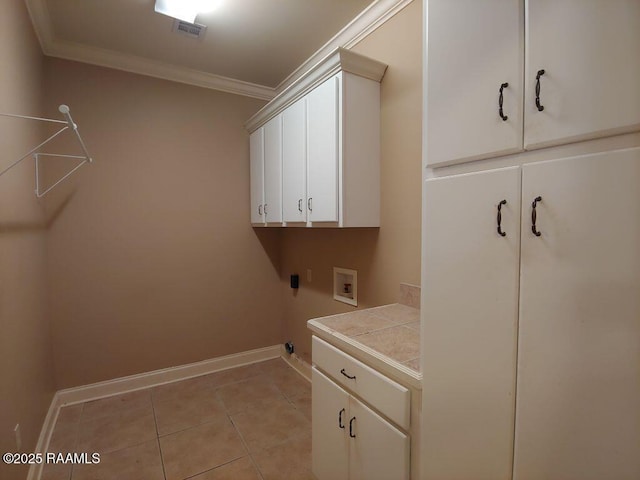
[312, 336, 410, 430]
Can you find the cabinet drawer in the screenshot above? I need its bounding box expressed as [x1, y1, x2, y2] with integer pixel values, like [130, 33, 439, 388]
[312, 336, 410, 430]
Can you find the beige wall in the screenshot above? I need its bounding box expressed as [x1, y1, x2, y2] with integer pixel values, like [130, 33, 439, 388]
[280, 0, 423, 363]
[0, 2, 55, 479]
[43, 59, 283, 388]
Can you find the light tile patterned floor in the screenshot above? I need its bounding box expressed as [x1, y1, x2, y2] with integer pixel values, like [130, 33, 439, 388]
[41, 358, 313, 480]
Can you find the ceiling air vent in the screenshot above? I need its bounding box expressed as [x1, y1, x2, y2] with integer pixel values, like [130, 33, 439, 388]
[172, 19, 207, 39]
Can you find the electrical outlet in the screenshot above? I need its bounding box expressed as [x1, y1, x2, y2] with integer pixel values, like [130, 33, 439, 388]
[14, 424, 21, 451]
[306, 269, 312, 282]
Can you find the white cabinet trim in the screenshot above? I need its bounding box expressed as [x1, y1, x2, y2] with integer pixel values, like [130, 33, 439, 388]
[245, 48, 387, 133]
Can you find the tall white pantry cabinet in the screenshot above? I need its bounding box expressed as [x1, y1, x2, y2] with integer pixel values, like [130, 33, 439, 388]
[421, 1, 640, 480]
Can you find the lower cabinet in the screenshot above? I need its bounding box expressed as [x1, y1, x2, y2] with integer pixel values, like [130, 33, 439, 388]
[312, 367, 410, 480]
[422, 147, 640, 479]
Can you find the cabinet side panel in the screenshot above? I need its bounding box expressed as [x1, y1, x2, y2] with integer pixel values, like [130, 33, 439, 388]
[421, 166, 521, 480]
[342, 73, 381, 227]
[515, 147, 640, 479]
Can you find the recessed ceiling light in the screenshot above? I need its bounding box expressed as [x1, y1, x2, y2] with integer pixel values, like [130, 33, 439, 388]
[154, 0, 222, 23]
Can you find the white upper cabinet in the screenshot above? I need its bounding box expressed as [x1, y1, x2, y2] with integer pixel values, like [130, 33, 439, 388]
[249, 128, 264, 224]
[282, 98, 307, 223]
[426, 0, 524, 167]
[307, 74, 340, 223]
[246, 48, 386, 227]
[263, 114, 283, 224]
[524, 0, 640, 149]
[426, 0, 640, 167]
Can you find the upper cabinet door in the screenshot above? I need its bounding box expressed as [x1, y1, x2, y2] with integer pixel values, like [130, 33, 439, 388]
[307, 74, 340, 222]
[249, 128, 264, 224]
[524, 0, 640, 149]
[426, 0, 524, 167]
[263, 115, 283, 224]
[282, 98, 307, 223]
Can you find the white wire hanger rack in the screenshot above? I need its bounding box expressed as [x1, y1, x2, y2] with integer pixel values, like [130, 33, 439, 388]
[0, 104, 92, 197]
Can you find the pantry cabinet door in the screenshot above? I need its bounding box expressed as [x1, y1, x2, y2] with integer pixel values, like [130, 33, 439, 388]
[524, 0, 640, 149]
[422, 166, 521, 480]
[282, 98, 307, 223]
[516, 148, 640, 479]
[312, 368, 349, 480]
[249, 128, 264, 224]
[426, 0, 524, 167]
[348, 396, 409, 480]
[263, 115, 283, 224]
[307, 74, 339, 222]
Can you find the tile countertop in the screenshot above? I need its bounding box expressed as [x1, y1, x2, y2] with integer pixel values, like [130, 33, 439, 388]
[307, 284, 422, 390]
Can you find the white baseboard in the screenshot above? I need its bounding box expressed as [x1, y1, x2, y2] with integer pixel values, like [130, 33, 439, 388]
[28, 344, 281, 480]
[280, 345, 312, 382]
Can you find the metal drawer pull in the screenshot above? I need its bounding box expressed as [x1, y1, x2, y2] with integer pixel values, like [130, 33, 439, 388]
[340, 368, 356, 380]
[531, 196, 542, 236]
[349, 417, 356, 438]
[258, 205, 262, 216]
[497, 199, 507, 237]
[298, 199, 303, 212]
[338, 408, 345, 429]
[264, 204, 268, 215]
[535, 69, 545, 112]
[308, 197, 313, 212]
[498, 82, 509, 121]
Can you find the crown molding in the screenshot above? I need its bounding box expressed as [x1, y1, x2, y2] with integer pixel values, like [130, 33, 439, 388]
[245, 47, 387, 132]
[274, 0, 414, 95]
[25, 0, 413, 101]
[46, 39, 276, 100]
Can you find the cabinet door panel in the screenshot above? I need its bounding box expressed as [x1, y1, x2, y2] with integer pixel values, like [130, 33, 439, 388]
[516, 148, 640, 479]
[422, 167, 521, 480]
[525, 0, 640, 149]
[249, 128, 264, 224]
[263, 115, 282, 223]
[282, 98, 307, 223]
[348, 396, 409, 480]
[312, 368, 349, 480]
[426, 0, 524, 166]
[307, 74, 339, 222]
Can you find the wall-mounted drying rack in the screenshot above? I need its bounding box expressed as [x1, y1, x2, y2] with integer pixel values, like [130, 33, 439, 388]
[0, 104, 92, 197]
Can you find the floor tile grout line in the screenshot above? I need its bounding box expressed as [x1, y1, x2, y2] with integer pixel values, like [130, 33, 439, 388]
[228, 414, 266, 480]
[149, 388, 168, 480]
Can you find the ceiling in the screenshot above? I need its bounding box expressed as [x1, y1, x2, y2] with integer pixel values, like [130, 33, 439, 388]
[25, 0, 408, 99]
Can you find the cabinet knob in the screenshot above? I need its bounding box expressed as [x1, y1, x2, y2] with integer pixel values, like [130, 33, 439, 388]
[349, 417, 357, 438]
[497, 199, 507, 237]
[498, 83, 509, 121]
[535, 69, 545, 112]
